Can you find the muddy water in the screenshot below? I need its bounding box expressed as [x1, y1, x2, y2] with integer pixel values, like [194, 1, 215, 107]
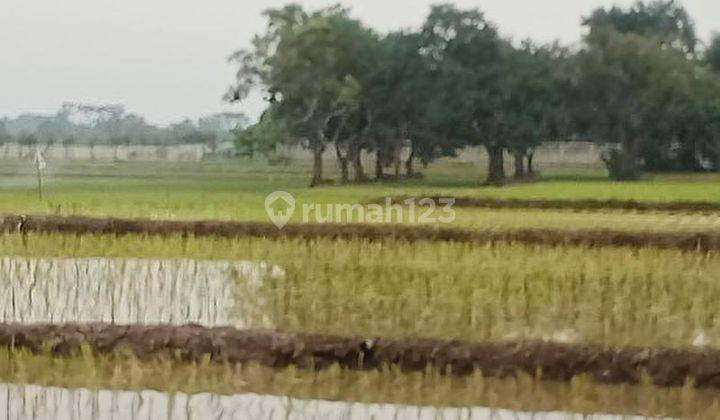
[0, 257, 283, 327]
[0, 383, 649, 420]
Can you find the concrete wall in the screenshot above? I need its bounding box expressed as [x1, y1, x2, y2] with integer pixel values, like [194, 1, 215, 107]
[277, 142, 606, 167]
[1, 141, 607, 166]
[0, 143, 206, 162]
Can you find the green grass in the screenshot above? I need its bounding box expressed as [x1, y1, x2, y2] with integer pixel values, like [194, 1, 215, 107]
[5, 232, 720, 348]
[1, 159, 719, 233]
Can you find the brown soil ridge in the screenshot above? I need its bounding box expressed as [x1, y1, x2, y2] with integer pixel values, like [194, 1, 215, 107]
[1, 214, 718, 252]
[380, 196, 720, 214]
[3, 323, 720, 390]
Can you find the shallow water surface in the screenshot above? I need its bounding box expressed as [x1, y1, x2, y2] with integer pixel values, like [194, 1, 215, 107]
[0, 256, 283, 327]
[0, 383, 650, 420]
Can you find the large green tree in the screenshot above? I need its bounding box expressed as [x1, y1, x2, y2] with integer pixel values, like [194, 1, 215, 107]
[707, 34, 720, 73]
[419, 5, 508, 184]
[227, 5, 378, 186]
[567, 28, 700, 179]
[360, 31, 444, 180]
[672, 68, 720, 171]
[502, 42, 567, 179]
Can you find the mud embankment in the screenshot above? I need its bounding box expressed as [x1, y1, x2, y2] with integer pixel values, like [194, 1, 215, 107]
[1, 214, 718, 251]
[3, 323, 720, 390]
[381, 196, 720, 214]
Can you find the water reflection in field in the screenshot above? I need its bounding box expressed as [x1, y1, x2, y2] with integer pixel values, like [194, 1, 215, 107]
[0, 257, 283, 327]
[0, 383, 649, 420]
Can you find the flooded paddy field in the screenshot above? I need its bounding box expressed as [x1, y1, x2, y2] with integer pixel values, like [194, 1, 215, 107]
[1, 351, 720, 419]
[2, 233, 720, 347]
[0, 256, 280, 327]
[0, 383, 651, 420]
[1, 230, 720, 418]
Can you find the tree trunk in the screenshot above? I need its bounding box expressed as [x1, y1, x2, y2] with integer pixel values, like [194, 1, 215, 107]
[621, 140, 641, 178]
[394, 141, 405, 178]
[601, 140, 642, 181]
[513, 151, 526, 179]
[350, 143, 366, 182]
[375, 149, 384, 180]
[335, 142, 349, 184]
[485, 144, 505, 185]
[603, 139, 642, 181]
[405, 150, 415, 177]
[310, 138, 324, 187]
[526, 152, 535, 175]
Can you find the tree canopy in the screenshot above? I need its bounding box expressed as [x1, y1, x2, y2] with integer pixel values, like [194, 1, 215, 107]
[227, 2, 720, 184]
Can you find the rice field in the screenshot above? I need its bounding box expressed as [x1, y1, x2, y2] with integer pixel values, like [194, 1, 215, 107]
[2, 350, 720, 419]
[0, 160, 719, 234]
[3, 233, 720, 348]
[2, 160, 720, 418]
[0, 256, 281, 327]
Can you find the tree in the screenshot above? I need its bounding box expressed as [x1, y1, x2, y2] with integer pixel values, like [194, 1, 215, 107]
[62, 136, 76, 159]
[707, 34, 720, 73]
[502, 42, 567, 179]
[168, 119, 199, 144]
[0, 121, 10, 144]
[88, 139, 97, 160]
[227, 5, 378, 186]
[17, 132, 38, 158]
[309, 15, 378, 183]
[233, 106, 289, 159]
[198, 113, 248, 142]
[666, 67, 720, 171]
[346, 31, 424, 181]
[583, 0, 697, 56]
[110, 136, 131, 161]
[566, 28, 699, 179]
[576, 3, 719, 175]
[419, 5, 507, 185]
[0, 121, 10, 158]
[36, 120, 60, 148]
[363, 31, 451, 180]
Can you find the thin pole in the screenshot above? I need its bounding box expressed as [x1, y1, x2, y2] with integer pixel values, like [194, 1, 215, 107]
[37, 168, 43, 201]
[34, 147, 46, 201]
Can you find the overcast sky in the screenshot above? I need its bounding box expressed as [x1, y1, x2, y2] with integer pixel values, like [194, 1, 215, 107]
[1, 0, 717, 126]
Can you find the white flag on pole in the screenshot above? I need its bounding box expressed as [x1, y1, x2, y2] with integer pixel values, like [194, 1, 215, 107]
[34, 148, 46, 170]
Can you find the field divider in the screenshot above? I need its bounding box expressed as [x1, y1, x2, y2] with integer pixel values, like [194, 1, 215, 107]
[373, 196, 720, 214]
[2, 323, 720, 390]
[1, 214, 718, 251]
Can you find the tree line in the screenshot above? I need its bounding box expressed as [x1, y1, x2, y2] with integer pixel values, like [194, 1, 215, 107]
[227, 1, 720, 185]
[0, 103, 247, 157]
